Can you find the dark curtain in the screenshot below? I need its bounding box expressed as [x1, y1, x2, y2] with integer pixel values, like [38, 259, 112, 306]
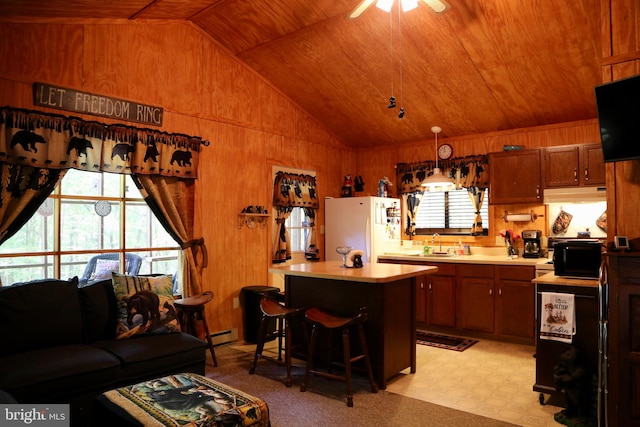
[0, 106, 209, 292]
[131, 175, 206, 297]
[0, 163, 66, 245]
[397, 155, 490, 235]
[271, 171, 319, 263]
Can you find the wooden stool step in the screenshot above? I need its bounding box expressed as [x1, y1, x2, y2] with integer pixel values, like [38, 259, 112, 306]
[174, 291, 218, 367]
[300, 306, 378, 407]
[249, 296, 305, 387]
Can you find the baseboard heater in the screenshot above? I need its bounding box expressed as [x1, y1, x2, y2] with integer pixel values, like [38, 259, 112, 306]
[209, 328, 238, 346]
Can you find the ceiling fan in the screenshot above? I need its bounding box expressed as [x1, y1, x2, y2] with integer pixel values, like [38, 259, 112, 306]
[347, 0, 450, 19]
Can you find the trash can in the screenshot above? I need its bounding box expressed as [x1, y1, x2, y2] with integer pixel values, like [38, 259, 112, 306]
[240, 286, 282, 344]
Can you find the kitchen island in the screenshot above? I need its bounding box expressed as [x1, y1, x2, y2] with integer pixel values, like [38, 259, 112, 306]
[269, 261, 436, 389]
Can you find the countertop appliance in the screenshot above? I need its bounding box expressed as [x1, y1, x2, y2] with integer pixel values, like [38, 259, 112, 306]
[552, 239, 603, 279]
[522, 229, 542, 258]
[324, 196, 401, 264]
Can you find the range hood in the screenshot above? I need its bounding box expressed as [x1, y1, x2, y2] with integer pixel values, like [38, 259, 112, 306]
[543, 186, 607, 204]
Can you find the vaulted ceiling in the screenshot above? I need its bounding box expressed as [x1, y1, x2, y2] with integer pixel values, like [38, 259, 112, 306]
[0, 0, 602, 149]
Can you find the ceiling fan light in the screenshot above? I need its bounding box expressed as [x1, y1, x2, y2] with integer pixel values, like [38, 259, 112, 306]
[401, 0, 419, 12]
[376, 0, 394, 13]
[347, 0, 377, 19]
[421, 0, 450, 14]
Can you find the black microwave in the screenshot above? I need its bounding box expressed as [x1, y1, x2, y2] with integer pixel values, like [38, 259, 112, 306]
[553, 240, 603, 279]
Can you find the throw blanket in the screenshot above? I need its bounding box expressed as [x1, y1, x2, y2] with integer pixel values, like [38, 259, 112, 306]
[540, 292, 575, 343]
[101, 373, 269, 426]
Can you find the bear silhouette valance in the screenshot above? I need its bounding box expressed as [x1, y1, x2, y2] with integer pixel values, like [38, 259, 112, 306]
[0, 106, 209, 178]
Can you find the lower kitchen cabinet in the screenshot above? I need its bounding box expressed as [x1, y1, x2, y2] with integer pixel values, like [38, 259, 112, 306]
[458, 265, 495, 333]
[495, 265, 535, 339]
[426, 264, 457, 327]
[459, 264, 535, 341]
[380, 257, 535, 343]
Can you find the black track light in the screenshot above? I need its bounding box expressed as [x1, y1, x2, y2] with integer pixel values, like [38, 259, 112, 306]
[398, 107, 405, 119]
[387, 96, 396, 108]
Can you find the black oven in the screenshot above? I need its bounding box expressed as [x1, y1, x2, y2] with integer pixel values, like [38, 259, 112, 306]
[552, 239, 603, 279]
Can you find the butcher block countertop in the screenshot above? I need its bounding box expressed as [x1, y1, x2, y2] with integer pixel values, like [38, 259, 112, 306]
[269, 261, 436, 283]
[532, 272, 599, 288]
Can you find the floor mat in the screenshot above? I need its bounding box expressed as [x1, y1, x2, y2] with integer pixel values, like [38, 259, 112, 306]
[416, 331, 478, 352]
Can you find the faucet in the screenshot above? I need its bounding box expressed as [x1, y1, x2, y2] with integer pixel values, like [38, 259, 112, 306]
[432, 233, 442, 253]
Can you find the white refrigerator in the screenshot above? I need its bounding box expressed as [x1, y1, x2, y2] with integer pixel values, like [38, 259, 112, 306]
[324, 196, 401, 264]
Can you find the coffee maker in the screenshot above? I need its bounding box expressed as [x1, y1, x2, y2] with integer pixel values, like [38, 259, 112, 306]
[522, 230, 542, 258]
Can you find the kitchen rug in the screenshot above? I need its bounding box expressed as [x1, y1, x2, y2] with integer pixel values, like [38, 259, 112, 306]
[416, 331, 478, 352]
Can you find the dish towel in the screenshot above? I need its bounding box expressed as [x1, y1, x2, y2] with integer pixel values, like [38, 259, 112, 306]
[540, 292, 575, 343]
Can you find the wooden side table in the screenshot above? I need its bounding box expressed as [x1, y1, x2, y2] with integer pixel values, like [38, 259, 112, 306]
[174, 291, 218, 367]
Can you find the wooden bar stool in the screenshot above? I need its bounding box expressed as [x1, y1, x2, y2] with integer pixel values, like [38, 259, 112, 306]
[174, 291, 218, 367]
[249, 295, 305, 387]
[300, 306, 378, 407]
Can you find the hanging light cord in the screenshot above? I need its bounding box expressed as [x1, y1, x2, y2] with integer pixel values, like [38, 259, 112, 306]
[398, 4, 404, 110]
[389, 9, 394, 98]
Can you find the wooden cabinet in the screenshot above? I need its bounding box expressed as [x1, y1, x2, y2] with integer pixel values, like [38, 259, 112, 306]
[542, 143, 605, 188]
[412, 264, 456, 327]
[426, 263, 457, 328]
[459, 265, 535, 341]
[495, 266, 535, 339]
[379, 257, 535, 344]
[458, 265, 495, 332]
[489, 149, 542, 204]
[606, 253, 640, 427]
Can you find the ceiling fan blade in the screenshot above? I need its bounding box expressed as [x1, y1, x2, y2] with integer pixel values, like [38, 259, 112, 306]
[420, 0, 450, 14]
[347, 0, 377, 19]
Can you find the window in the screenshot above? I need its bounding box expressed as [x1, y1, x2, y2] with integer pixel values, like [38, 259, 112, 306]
[414, 189, 489, 235]
[285, 208, 310, 252]
[0, 169, 180, 286]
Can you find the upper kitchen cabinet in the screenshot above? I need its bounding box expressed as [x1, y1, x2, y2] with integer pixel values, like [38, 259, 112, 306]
[542, 143, 605, 188]
[489, 149, 542, 205]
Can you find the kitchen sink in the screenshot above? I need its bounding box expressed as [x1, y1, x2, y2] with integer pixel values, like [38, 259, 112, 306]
[419, 252, 453, 258]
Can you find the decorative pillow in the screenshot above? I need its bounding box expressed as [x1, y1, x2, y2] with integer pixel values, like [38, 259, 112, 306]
[111, 273, 181, 340]
[91, 259, 120, 280]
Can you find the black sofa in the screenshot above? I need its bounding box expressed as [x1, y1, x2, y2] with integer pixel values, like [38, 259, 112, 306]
[0, 277, 206, 426]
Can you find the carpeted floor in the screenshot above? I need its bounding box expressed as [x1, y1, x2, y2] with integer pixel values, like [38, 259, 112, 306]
[204, 344, 517, 427]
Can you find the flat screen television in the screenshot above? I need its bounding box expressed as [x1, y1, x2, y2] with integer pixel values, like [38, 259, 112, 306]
[595, 74, 640, 163]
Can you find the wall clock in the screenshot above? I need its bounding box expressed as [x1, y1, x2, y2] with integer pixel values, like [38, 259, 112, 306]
[438, 143, 453, 160]
[94, 200, 112, 217]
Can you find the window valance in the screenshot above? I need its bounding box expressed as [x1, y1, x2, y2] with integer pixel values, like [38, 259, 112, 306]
[396, 155, 490, 195]
[272, 171, 319, 208]
[0, 106, 208, 178]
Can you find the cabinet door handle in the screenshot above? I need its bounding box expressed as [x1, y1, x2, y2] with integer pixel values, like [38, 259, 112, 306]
[489, 288, 493, 296]
[536, 185, 540, 199]
[499, 287, 502, 296]
[584, 168, 589, 181]
[428, 283, 432, 293]
[574, 168, 578, 181]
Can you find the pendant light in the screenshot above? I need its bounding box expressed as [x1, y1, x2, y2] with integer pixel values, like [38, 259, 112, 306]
[422, 126, 454, 191]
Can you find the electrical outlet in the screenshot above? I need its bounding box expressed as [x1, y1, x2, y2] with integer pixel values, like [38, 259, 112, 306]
[233, 297, 239, 309]
[495, 236, 504, 246]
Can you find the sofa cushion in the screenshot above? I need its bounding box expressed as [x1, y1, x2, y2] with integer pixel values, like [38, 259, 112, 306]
[78, 279, 118, 342]
[0, 344, 122, 402]
[93, 333, 206, 378]
[111, 274, 181, 339]
[0, 277, 83, 357]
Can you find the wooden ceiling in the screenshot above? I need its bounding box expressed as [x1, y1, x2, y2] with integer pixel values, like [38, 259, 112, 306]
[0, 0, 602, 149]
